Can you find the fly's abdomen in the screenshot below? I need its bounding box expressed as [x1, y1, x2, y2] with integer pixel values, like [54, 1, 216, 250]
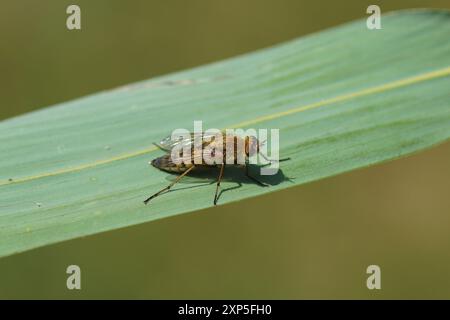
[151, 154, 193, 173]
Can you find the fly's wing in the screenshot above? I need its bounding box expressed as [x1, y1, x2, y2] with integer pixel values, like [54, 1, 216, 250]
[156, 131, 224, 152]
[155, 134, 193, 151]
[190, 132, 227, 165]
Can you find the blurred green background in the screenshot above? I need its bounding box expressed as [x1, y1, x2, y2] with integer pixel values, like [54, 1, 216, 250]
[1, 0, 450, 299]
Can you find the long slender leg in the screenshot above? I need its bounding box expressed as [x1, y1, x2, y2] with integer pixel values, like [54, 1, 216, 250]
[245, 164, 269, 187]
[144, 166, 195, 204]
[260, 153, 291, 164]
[213, 164, 225, 205]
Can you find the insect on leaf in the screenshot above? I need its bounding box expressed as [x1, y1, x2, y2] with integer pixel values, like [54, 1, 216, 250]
[0, 10, 450, 257]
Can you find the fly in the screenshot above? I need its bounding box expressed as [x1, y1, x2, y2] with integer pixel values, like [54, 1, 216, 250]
[144, 132, 288, 205]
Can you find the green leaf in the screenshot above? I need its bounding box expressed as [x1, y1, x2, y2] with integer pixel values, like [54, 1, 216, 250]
[1, 10, 450, 258]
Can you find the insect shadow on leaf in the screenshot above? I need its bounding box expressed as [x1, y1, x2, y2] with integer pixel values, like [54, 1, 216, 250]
[144, 163, 292, 205]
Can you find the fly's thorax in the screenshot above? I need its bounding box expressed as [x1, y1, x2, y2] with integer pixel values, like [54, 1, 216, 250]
[205, 134, 256, 165]
[222, 135, 246, 165]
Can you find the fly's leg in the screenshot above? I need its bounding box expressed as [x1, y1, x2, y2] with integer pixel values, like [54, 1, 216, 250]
[213, 164, 225, 205]
[245, 164, 269, 187]
[144, 165, 195, 204]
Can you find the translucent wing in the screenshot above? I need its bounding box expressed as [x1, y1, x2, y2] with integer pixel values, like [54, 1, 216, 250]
[156, 131, 224, 151]
[156, 134, 193, 151]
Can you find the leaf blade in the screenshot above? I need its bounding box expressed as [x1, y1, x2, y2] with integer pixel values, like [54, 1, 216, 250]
[1, 10, 450, 257]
